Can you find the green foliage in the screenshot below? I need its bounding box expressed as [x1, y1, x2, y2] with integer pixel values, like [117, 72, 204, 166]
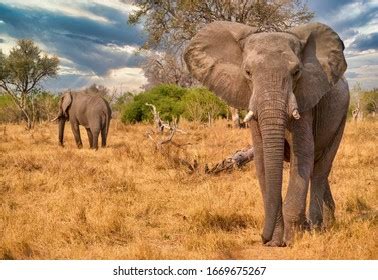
[33, 90, 60, 121]
[360, 90, 377, 114]
[349, 88, 377, 118]
[0, 90, 59, 123]
[113, 92, 135, 113]
[121, 84, 227, 124]
[0, 39, 59, 128]
[0, 94, 20, 123]
[182, 88, 227, 122]
[122, 84, 186, 123]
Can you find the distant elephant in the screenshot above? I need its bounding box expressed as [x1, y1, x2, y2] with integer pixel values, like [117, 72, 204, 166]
[184, 21, 349, 246]
[52, 90, 112, 149]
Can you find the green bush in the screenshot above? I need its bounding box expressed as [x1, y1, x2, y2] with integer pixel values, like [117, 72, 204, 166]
[121, 84, 228, 124]
[348, 89, 377, 118]
[182, 88, 227, 122]
[121, 84, 186, 124]
[0, 94, 21, 123]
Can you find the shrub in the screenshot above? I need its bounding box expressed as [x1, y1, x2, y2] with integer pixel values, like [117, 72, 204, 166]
[121, 84, 227, 124]
[182, 88, 227, 122]
[0, 94, 21, 123]
[121, 84, 186, 124]
[0, 91, 59, 124]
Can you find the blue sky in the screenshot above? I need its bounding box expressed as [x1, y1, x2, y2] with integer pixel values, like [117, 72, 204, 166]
[0, 0, 377, 92]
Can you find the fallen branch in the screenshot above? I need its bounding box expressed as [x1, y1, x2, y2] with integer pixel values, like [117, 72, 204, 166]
[145, 103, 254, 174]
[205, 146, 254, 174]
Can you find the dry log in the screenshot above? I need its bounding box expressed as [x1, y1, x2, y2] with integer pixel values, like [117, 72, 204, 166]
[205, 146, 254, 174]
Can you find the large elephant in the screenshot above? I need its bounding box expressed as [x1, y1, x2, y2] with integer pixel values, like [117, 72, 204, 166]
[52, 90, 112, 149]
[184, 21, 349, 246]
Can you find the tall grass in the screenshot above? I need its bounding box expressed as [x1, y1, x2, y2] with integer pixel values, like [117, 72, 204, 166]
[0, 119, 376, 259]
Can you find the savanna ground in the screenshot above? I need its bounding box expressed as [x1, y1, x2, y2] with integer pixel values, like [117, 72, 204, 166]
[0, 119, 377, 260]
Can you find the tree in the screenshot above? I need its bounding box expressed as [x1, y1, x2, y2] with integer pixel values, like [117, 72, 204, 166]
[129, 0, 314, 91]
[141, 52, 196, 89]
[0, 39, 59, 129]
[129, 0, 314, 51]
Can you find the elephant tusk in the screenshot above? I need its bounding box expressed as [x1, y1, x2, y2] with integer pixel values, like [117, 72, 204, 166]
[51, 116, 59, 122]
[292, 109, 300, 120]
[243, 110, 254, 122]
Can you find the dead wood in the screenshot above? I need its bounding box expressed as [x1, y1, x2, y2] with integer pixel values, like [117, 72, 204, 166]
[145, 103, 254, 174]
[205, 146, 254, 174]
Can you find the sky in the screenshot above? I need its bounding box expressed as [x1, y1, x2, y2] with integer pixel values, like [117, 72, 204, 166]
[0, 0, 377, 93]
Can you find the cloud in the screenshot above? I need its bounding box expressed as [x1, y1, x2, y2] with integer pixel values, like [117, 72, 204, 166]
[309, 0, 378, 89]
[349, 32, 378, 51]
[0, 38, 4, 43]
[345, 71, 360, 79]
[42, 67, 147, 93]
[0, 1, 146, 91]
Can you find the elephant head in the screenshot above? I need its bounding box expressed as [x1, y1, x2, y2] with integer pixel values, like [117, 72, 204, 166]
[184, 21, 346, 243]
[52, 91, 72, 146]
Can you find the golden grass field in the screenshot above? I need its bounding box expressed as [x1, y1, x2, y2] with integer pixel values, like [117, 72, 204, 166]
[0, 119, 377, 259]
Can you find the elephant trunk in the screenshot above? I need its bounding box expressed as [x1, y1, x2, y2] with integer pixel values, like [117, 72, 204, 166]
[58, 117, 66, 146]
[258, 97, 287, 243]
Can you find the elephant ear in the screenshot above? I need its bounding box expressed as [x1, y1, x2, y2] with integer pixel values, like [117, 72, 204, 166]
[290, 22, 347, 112]
[184, 21, 257, 109]
[61, 91, 72, 115]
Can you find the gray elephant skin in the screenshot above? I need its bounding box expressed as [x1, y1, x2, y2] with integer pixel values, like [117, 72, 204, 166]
[184, 21, 350, 246]
[53, 90, 112, 149]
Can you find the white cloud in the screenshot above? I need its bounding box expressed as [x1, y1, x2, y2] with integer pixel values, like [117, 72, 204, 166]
[0, 0, 116, 23]
[89, 67, 147, 93]
[90, 0, 137, 13]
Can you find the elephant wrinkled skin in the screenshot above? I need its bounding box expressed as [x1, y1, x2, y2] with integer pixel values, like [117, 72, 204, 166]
[53, 90, 112, 150]
[184, 21, 350, 246]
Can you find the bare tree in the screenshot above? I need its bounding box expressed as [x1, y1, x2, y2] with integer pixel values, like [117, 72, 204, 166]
[142, 53, 196, 89]
[129, 0, 314, 51]
[129, 0, 314, 91]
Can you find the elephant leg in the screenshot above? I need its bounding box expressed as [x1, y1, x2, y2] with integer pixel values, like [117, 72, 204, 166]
[310, 176, 335, 228]
[91, 128, 100, 150]
[309, 116, 346, 228]
[250, 120, 284, 246]
[101, 126, 107, 147]
[86, 128, 93, 149]
[283, 113, 314, 245]
[70, 122, 83, 149]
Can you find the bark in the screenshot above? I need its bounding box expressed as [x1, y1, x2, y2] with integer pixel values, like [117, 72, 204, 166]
[205, 146, 254, 174]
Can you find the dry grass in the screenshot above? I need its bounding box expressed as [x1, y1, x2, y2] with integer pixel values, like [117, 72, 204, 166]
[0, 119, 377, 260]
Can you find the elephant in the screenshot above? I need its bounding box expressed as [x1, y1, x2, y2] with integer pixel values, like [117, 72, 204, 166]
[184, 21, 350, 246]
[52, 90, 112, 149]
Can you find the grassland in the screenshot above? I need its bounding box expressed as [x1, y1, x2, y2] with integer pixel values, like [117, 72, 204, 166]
[0, 119, 377, 259]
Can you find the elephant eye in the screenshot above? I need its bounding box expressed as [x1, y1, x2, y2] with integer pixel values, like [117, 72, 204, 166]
[245, 69, 251, 77]
[293, 68, 301, 78]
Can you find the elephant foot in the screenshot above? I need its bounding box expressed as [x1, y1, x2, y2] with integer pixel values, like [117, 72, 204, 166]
[262, 238, 286, 247]
[261, 221, 285, 247]
[77, 144, 83, 149]
[283, 217, 309, 245]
